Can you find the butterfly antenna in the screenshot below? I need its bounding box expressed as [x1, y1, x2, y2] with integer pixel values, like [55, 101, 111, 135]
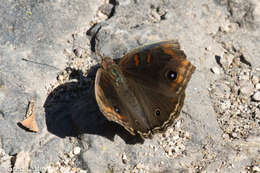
[22, 58, 60, 71]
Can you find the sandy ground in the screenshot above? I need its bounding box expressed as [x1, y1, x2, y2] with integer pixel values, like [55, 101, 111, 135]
[0, 0, 259, 172]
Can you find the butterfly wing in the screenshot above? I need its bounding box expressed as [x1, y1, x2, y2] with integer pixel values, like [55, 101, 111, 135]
[119, 40, 195, 137]
[95, 66, 152, 136]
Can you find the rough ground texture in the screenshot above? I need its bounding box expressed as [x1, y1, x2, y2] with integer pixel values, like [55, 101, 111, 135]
[0, 0, 259, 172]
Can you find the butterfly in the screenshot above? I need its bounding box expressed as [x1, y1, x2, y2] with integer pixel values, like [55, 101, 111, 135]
[95, 40, 195, 138]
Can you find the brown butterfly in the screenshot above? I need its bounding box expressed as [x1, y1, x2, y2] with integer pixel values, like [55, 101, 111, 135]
[95, 40, 195, 138]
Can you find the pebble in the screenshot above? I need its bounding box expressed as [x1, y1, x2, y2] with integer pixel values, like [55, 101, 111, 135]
[68, 151, 74, 158]
[175, 120, 181, 129]
[239, 85, 254, 97]
[73, 48, 83, 57]
[151, 10, 161, 21]
[232, 132, 238, 138]
[78, 170, 88, 173]
[122, 153, 128, 164]
[211, 67, 221, 74]
[251, 75, 259, 85]
[73, 147, 81, 155]
[99, 3, 114, 16]
[252, 91, 260, 101]
[45, 166, 56, 173]
[221, 53, 234, 68]
[172, 135, 179, 141]
[59, 166, 70, 173]
[0, 153, 11, 172]
[223, 133, 229, 139]
[252, 166, 260, 172]
[255, 83, 260, 90]
[221, 100, 231, 110]
[13, 151, 30, 173]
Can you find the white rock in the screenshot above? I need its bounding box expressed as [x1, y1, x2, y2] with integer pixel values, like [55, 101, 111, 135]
[232, 132, 238, 138]
[175, 120, 181, 129]
[172, 135, 179, 141]
[13, 151, 30, 173]
[252, 166, 260, 172]
[0, 158, 12, 173]
[59, 166, 71, 173]
[221, 53, 234, 67]
[221, 100, 231, 110]
[45, 166, 56, 173]
[255, 83, 260, 90]
[73, 147, 81, 155]
[122, 153, 128, 164]
[252, 91, 260, 101]
[251, 75, 259, 85]
[78, 170, 88, 173]
[239, 85, 254, 96]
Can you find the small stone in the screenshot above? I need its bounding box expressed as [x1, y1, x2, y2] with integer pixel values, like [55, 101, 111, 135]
[255, 83, 260, 90]
[251, 75, 259, 85]
[211, 67, 220, 74]
[122, 153, 128, 164]
[59, 166, 71, 173]
[0, 155, 12, 172]
[45, 166, 56, 173]
[117, 0, 131, 6]
[174, 146, 180, 153]
[184, 132, 190, 139]
[63, 158, 69, 165]
[239, 85, 254, 97]
[78, 170, 88, 173]
[99, 4, 113, 16]
[232, 132, 238, 138]
[252, 166, 260, 172]
[13, 151, 30, 173]
[151, 10, 161, 22]
[73, 147, 81, 155]
[73, 48, 83, 57]
[71, 167, 78, 172]
[252, 91, 260, 101]
[223, 133, 229, 139]
[175, 120, 181, 129]
[221, 53, 234, 68]
[57, 74, 64, 82]
[172, 135, 179, 141]
[220, 100, 231, 110]
[68, 151, 74, 158]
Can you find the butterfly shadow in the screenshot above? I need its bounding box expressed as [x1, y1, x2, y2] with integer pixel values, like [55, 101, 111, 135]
[44, 65, 144, 145]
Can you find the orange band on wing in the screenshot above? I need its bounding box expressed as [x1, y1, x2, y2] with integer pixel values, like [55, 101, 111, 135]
[162, 47, 175, 57]
[147, 53, 151, 64]
[116, 113, 127, 120]
[170, 76, 183, 91]
[134, 54, 140, 66]
[181, 59, 189, 66]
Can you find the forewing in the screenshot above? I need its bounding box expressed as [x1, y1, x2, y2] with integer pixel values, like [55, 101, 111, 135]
[119, 40, 195, 97]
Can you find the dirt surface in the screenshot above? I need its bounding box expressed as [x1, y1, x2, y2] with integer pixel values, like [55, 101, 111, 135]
[0, 0, 259, 172]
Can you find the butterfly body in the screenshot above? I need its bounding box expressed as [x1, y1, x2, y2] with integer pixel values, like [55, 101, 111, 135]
[95, 40, 195, 138]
